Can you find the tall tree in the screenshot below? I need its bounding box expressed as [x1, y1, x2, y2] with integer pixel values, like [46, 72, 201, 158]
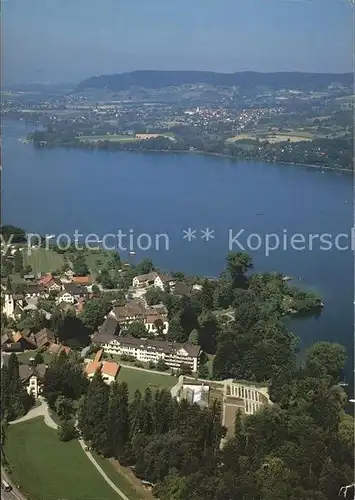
[306, 342, 347, 383]
[78, 371, 110, 454]
[226, 251, 253, 288]
[107, 382, 130, 459]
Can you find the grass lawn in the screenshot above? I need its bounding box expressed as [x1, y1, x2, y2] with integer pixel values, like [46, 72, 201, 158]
[17, 350, 53, 365]
[3, 418, 119, 500]
[84, 249, 115, 277]
[24, 248, 65, 274]
[117, 366, 177, 398]
[93, 454, 148, 500]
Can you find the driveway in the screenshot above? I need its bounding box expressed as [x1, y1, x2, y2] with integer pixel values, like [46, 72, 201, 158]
[9, 399, 58, 430]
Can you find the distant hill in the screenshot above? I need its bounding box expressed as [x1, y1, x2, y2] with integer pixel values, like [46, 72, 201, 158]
[76, 70, 353, 92]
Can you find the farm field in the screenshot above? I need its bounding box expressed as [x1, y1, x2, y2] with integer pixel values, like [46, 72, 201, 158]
[226, 129, 314, 144]
[261, 133, 313, 143]
[117, 365, 177, 398]
[3, 418, 119, 500]
[23, 248, 65, 273]
[77, 134, 138, 142]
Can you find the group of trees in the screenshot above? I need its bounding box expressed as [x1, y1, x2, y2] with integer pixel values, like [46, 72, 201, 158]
[138, 252, 322, 383]
[42, 352, 88, 440]
[50, 352, 352, 500]
[78, 373, 225, 484]
[1, 354, 34, 421]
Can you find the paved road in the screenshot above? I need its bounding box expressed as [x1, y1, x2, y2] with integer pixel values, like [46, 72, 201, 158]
[77, 439, 130, 500]
[9, 399, 58, 430]
[1, 467, 27, 500]
[9, 403, 130, 499]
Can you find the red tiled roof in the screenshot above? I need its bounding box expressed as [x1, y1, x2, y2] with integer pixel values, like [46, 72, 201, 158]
[101, 361, 120, 378]
[72, 276, 92, 285]
[85, 361, 102, 375]
[38, 274, 54, 286]
[94, 349, 103, 363]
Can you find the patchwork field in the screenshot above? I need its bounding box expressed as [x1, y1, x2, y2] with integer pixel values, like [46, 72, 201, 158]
[3, 418, 119, 500]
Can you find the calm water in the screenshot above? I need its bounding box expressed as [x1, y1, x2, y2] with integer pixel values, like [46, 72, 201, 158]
[2, 121, 354, 389]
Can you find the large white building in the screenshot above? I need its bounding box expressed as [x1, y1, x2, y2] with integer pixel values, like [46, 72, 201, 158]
[92, 332, 201, 373]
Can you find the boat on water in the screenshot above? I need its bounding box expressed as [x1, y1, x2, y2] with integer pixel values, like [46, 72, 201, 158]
[282, 276, 292, 281]
[46, 234, 55, 239]
[129, 251, 136, 255]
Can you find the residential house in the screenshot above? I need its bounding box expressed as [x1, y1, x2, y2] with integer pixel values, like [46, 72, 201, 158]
[132, 272, 158, 289]
[132, 272, 175, 291]
[109, 300, 169, 335]
[56, 283, 87, 305]
[85, 350, 120, 385]
[92, 333, 201, 373]
[19, 362, 47, 398]
[47, 343, 71, 356]
[39, 274, 62, 293]
[24, 285, 47, 300]
[96, 315, 120, 339]
[153, 273, 175, 291]
[72, 276, 93, 286]
[33, 328, 56, 349]
[1, 331, 36, 352]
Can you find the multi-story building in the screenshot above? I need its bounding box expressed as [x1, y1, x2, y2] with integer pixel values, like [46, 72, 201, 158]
[92, 332, 201, 373]
[101, 300, 169, 336]
[132, 272, 175, 291]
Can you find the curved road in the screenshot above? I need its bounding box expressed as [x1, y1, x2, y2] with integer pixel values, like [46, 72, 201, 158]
[6, 398, 131, 500]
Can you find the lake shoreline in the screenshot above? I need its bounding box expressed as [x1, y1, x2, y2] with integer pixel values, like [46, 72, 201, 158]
[24, 139, 353, 173]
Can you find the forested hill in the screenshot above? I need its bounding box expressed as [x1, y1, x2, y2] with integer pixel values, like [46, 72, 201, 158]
[76, 70, 352, 92]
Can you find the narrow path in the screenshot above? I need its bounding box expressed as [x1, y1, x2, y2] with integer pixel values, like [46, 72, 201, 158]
[7, 401, 131, 498]
[77, 439, 130, 500]
[9, 399, 58, 430]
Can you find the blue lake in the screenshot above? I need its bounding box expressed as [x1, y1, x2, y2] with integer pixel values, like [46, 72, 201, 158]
[2, 120, 354, 393]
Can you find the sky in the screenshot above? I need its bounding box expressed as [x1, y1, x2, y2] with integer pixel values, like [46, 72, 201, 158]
[2, 0, 353, 84]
